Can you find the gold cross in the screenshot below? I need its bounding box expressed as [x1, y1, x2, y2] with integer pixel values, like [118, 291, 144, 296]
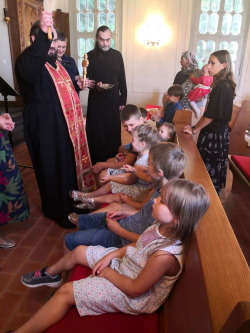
[58, 80, 64, 87]
[82, 156, 89, 164]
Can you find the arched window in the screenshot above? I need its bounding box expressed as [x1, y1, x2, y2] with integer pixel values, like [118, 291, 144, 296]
[190, 0, 250, 86]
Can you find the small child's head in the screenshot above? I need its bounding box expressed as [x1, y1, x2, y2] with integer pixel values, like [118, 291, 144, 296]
[139, 107, 148, 123]
[120, 104, 144, 134]
[148, 142, 187, 182]
[164, 85, 184, 104]
[132, 124, 161, 153]
[154, 179, 209, 249]
[201, 64, 210, 77]
[158, 122, 176, 142]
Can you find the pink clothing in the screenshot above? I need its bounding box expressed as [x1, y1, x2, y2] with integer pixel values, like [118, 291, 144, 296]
[188, 76, 213, 101]
[73, 222, 183, 316]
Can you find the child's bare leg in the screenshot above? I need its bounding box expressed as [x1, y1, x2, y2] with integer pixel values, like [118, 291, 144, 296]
[90, 202, 123, 214]
[74, 182, 112, 200]
[15, 282, 75, 333]
[88, 182, 112, 197]
[47, 245, 89, 277]
[90, 193, 122, 205]
[189, 101, 201, 118]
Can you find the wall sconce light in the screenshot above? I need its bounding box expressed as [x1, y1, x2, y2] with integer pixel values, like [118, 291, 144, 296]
[146, 24, 162, 46]
[3, 0, 10, 24]
[136, 15, 171, 47]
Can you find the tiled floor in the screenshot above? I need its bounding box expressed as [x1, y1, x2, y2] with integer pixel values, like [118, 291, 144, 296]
[0, 141, 249, 332]
[0, 144, 77, 332]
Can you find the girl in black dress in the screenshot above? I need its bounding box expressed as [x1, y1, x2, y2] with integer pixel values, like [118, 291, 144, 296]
[183, 50, 236, 194]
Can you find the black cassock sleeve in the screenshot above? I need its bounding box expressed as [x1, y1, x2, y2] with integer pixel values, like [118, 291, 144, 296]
[118, 52, 127, 106]
[15, 29, 51, 86]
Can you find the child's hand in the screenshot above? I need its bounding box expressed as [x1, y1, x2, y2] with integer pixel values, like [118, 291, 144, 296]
[121, 164, 135, 173]
[120, 193, 130, 203]
[115, 152, 126, 162]
[100, 175, 110, 184]
[91, 162, 104, 174]
[107, 210, 128, 220]
[162, 92, 168, 103]
[189, 73, 194, 78]
[106, 218, 121, 233]
[92, 255, 112, 276]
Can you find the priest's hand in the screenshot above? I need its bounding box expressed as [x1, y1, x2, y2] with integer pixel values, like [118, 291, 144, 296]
[40, 11, 54, 34]
[96, 82, 104, 91]
[119, 106, 124, 111]
[85, 79, 95, 89]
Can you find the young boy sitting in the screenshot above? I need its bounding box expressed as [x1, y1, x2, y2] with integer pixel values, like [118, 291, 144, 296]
[91, 105, 144, 181]
[152, 84, 184, 124]
[64, 142, 187, 252]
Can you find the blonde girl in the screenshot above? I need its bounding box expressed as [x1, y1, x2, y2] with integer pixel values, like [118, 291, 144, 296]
[70, 124, 161, 207]
[18, 179, 209, 333]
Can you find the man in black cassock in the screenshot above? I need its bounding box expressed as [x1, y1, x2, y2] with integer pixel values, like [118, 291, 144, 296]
[15, 12, 90, 228]
[86, 26, 127, 166]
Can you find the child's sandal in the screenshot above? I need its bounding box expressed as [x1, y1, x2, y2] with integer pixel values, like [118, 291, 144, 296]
[68, 213, 79, 226]
[74, 198, 97, 210]
[69, 190, 86, 202]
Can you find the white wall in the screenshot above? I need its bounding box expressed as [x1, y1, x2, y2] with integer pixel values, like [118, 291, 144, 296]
[122, 0, 194, 107]
[0, 0, 15, 101]
[122, 0, 250, 107]
[56, 0, 68, 12]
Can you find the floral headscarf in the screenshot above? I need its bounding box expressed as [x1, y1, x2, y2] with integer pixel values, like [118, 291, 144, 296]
[181, 50, 199, 74]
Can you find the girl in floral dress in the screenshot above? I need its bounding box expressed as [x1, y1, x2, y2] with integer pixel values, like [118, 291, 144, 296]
[16, 179, 209, 333]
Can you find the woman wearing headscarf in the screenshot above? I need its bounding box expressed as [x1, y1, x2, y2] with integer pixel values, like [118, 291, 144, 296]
[174, 51, 206, 111]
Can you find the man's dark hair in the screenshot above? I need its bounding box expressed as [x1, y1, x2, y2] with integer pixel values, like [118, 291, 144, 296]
[30, 20, 40, 43]
[57, 30, 67, 42]
[168, 84, 185, 100]
[120, 104, 142, 122]
[93, 25, 112, 58]
[95, 25, 111, 38]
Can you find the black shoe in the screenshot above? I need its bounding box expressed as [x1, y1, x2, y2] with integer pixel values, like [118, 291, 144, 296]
[21, 267, 63, 288]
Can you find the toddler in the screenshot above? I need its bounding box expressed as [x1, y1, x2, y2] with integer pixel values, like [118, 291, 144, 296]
[188, 64, 213, 118]
[158, 122, 176, 142]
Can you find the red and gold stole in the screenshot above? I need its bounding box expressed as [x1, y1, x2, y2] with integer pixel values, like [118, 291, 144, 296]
[45, 61, 96, 192]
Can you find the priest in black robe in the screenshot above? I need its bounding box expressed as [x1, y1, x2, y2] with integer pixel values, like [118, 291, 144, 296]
[15, 12, 94, 228]
[86, 26, 127, 165]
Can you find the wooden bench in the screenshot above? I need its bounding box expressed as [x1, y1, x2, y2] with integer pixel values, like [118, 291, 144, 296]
[228, 100, 250, 194]
[47, 110, 250, 333]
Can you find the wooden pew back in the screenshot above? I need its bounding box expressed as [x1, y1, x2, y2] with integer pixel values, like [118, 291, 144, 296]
[229, 100, 250, 156]
[159, 110, 250, 333]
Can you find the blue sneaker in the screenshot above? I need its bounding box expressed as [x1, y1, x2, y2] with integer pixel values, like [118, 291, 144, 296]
[21, 267, 63, 288]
